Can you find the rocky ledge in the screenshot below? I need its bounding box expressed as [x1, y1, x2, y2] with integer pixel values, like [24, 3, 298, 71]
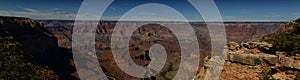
[195, 41, 300, 80]
[0, 16, 77, 79]
[225, 41, 300, 69]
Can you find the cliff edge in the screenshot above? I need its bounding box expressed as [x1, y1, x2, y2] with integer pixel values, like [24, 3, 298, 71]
[0, 16, 77, 79]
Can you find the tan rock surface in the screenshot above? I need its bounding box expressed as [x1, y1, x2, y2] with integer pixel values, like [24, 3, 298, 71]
[219, 62, 263, 80]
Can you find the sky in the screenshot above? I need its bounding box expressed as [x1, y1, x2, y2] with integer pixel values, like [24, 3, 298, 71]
[0, 0, 299, 22]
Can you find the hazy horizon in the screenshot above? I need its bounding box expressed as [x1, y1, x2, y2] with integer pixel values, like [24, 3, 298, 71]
[0, 0, 299, 21]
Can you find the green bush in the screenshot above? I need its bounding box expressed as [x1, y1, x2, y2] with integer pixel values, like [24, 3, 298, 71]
[296, 73, 300, 80]
[264, 18, 300, 56]
[0, 41, 55, 79]
[260, 69, 276, 80]
[0, 42, 36, 79]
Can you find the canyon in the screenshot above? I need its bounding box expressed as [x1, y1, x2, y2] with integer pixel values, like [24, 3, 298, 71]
[39, 20, 283, 79]
[0, 16, 293, 79]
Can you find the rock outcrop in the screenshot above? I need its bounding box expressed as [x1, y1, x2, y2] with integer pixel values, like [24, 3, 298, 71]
[195, 41, 300, 80]
[225, 41, 300, 69]
[278, 53, 300, 70]
[225, 41, 278, 66]
[0, 16, 78, 79]
[0, 16, 58, 56]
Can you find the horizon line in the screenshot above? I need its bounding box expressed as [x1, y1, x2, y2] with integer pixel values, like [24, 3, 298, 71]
[35, 19, 287, 23]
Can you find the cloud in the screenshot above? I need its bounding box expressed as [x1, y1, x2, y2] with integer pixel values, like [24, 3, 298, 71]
[0, 7, 126, 20]
[22, 8, 39, 12]
[0, 7, 76, 20]
[0, 7, 103, 20]
[0, 6, 192, 21]
[109, 6, 116, 11]
[50, 8, 61, 11]
[223, 16, 237, 19]
[6, 7, 292, 21]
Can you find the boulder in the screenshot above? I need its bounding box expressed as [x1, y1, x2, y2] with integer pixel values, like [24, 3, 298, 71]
[228, 52, 278, 66]
[261, 54, 278, 65]
[241, 41, 272, 50]
[279, 57, 300, 70]
[229, 53, 260, 66]
[228, 41, 240, 51]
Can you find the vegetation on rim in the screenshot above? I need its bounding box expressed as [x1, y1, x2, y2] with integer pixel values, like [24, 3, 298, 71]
[263, 18, 300, 56]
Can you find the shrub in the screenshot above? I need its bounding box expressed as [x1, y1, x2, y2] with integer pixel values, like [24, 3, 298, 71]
[0, 41, 57, 79]
[264, 18, 300, 56]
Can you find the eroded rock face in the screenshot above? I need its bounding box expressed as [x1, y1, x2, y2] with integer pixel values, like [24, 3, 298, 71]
[220, 62, 263, 80]
[230, 53, 279, 66]
[0, 16, 58, 56]
[40, 20, 284, 79]
[195, 41, 300, 80]
[228, 41, 240, 51]
[197, 57, 264, 80]
[272, 72, 296, 80]
[0, 17, 78, 79]
[225, 41, 300, 69]
[229, 53, 261, 66]
[241, 41, 273, 50]
[225, 41, 278, 66]
[279, 56, 300, 70]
